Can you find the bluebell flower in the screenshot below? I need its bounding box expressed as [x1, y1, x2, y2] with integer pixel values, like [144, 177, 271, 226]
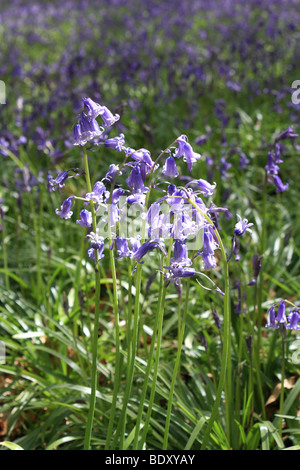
[126, 148, 155, 171]
[103, 164, 122, 184]
[274, 143, 283, 164]
[174, 134, 201, 171]
[147, 202, 161, 226]
[132, 240, 167, 264]
[107, 187, 125, 204]
[73, 123, 87, 146]
[146, 202, 172, 239]
[73, 114, 103, 146]
[146, 202, 161, 237]
[115, 237, 131, 259]
[76, 208, 92, 227]
[187, 178, 216, 197]
[129, 236, 141, 256]
[286, 310, 300, 330]
[275, 125, 298, 143]
[99, 105, 120, 128]
[48, 171, 69, 192]
[234, 214, 253, 237]
[166, 187, 185, 212]
[126, 166, 149, 194]
[104, 133, 125, 152]
[202, 229, 219, 254]
[273, 175, 289, 193]
[265, 306, 278, 329]
[162, 156, 179, 178]
[79, 115, 103, 142]
[55, 196, 74, 219]
[88, 246, 105, 262]
[85, 181, 107, 206]
[165, 266, 196, 285]
[265, 151, 279, 175]
[170, 240, 192, 266]
[127, 193, 146, 206]
[82, 97, 103, 121]
[276, 301, 287, 324]
[87, 231, 105, 262]
[196, 228, 219, 270]
[167, 183, 176, 196]
[201, 253, 217, 270]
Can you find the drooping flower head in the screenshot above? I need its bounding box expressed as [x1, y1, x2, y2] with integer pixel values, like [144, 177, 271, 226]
[273, 175, 289, 193]
[234, 214, 253, 237]
[265, 301, 300, 331]
[170, 240, 192, 266]
[104, 133, 125, 152]
[126, 166, 149, 194]
[76, 208, 93, 227]
[174, 134, 201, 171]
[162, 156, 179, 178]
[86, 231, 105, 263]
[98, 105, 120, 128]
[85, 181, 107, 207]
[48, 171, 69, 192]
[265, 306, 278, 329]
[265, 151, 279, 175]
[55, 196, 74, 219]
[187, 178, 217, 197]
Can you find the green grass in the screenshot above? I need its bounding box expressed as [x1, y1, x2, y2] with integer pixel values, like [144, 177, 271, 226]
[0, 1, 300, 451]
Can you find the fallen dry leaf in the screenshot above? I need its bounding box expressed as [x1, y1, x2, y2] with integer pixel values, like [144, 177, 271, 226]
[265, 376, 297, 406]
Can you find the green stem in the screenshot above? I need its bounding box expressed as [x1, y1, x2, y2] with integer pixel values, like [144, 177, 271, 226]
[132, 265, 164, 449]
[106, 246, 121, 449]
[137, 273, 167, 450]
[185, 198, 232, 448]
[1, 218, 9, 291]
[29, 194, 43, 305]
[119, 260, 133, 446]
[163, 279, 190, 449]
[135, 238, 174, 449]
[83, 148, 102, 451]
[278, 330, 286, 439]
[113, 143, 176, 449]
[110, 262, 142, 449]
[255, 172, 268, 419]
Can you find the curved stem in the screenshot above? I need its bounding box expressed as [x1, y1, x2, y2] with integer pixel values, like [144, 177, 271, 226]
[201, 252, 231, 449]
[83, 148, 102, 450]
[110, 261, 143, 449]
[132, 265, 164, 449]
[163, 279, 190, 449]
[105, 247, 121, 449]
[184, 198, 232, 449]
[137, 273, 167, 450]
[113, 142, 176, 448]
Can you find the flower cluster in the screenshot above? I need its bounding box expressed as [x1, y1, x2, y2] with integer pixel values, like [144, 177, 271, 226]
[73, 97, 120, 147]
[54, 97, 253, 288]
[265, 300, 300, 331]
[265, 126, 298, 193]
